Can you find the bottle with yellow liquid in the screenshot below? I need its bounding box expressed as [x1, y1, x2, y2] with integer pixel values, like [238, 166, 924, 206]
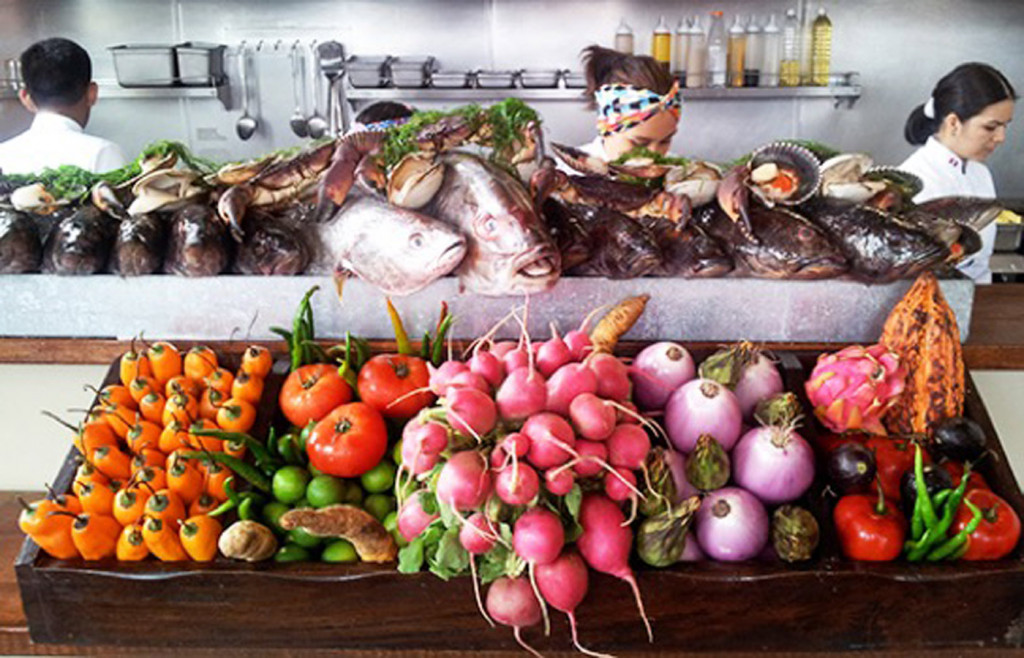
[652, 16, 672, 67]
[727, 15, 746, 87]
[780, 8, 800, 86]
[811, 6, 832, 86]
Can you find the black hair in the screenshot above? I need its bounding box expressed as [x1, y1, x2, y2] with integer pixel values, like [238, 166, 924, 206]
[355, 101, 415, 125]
[20, 38, 93, 108]
[904, 62, 1017, 145]
[581, 45, 674, 109]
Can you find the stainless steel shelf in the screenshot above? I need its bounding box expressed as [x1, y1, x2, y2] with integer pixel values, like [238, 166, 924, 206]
[1, 83, 229, 107]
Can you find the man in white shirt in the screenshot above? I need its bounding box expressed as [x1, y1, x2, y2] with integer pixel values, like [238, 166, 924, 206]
[0, 38, 126, 175]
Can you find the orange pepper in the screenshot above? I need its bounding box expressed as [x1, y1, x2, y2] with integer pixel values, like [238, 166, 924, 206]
[144, 489, 186, 524]
[168, 457, 205, 506]
[134, 465, 168, 492]
[130, 448, 166, 474]
[138, 391, 167, 424]
[204, 368, 234, 398]
[187, 417, 222, 452]
[179, 515, 222, 562]
[216, 398, 256, 433]
[230, 371, 264, 405]
[128, 375, 157, 405]
[17, 497, 79, 559]
[116, 524, 150, 561]
[199, 388, 225, 422]
[96, 384, 137, 411]
[165, 375, 202, 400]
[75, 461, 109, 488]
[102, 403, 138, 440]
[183, 346, 218, 382]
[119, 346, 153, 387]
[159, 420, 189, 454]
[202, 461, 232, 502]
[188, 493, 219, 517]
[148, 341, 182, 386]
[142, 516, 189, 561]
[76, 481, 117, 517]
[241, 345, 273, 378]
[162, 393, 199, 428]
[224, 437, 247, 460]
[90, 445, 133, 481]
[112, 487, 151, 527]
[68, 513, 121, 560]
[125, 420, 162, 454]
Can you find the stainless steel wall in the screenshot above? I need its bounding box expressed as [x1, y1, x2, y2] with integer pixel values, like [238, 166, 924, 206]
[1, 0, 1021, 194]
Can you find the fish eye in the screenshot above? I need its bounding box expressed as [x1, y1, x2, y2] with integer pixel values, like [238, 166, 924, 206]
[484, 218, 498, 233]
[409, 233, 424, 248]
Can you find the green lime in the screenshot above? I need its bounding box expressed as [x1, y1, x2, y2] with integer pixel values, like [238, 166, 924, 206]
[321, 539, 358, 563]
[361, 460, 397, 494]
[262, 501, 291, 534]
[288, 526, 322, 549]
[272, 466, 310, 504]
[364, 493, 396, 522]
[294, 497, 312, 509]
[274, 543, 311, 563]
[383, 510, 407, 548]
[342, 481, 364, 506]
[306, 474, 346, 508]
[392, 440, 403, 465]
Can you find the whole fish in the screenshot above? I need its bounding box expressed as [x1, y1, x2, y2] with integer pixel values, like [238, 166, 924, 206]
[111, 213, 166, 276]
[695, 204, 848, 279]
[165, 204, 231, 277]
[429, 152, 560, 296]
[0, 208, 42, 273]
[802, 198, 948, 283]
[42, 205, 118, 275]
[637, 215, 734, 278]
[235, 209, 311, 276]
[561, 204, 662, 279]
[317, 194, 467, 296]
[913, 196, 1004, 233]
[540, 199, 593, 272]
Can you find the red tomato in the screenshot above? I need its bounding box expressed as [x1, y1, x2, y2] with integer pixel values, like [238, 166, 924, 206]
[357, 354, 435, 420]
[865, 437, 928, 501]
[307, 402, 388, 477]
[833, 493, 906, 561]
[953, 489, 1021, 561]
[279, 364, 353, 428]
[939, 460, 990, 492]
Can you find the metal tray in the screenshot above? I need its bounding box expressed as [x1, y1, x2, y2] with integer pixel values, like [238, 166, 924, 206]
[520, 69, 560, 88]
[995, 223, 1023, 252]
[475, 69, 518, 89]
[430, 70, 471, 89]
[108, 44, 177, 88]
[175, 42, 226, 87]
[388, 56, 438, 88]
[346, 55, 390, 88]
[563, 69, 587, 88]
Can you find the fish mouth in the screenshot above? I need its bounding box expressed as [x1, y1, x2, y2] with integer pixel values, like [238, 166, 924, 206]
[514, 245, 560, 280]
[437, 239, 468, 270]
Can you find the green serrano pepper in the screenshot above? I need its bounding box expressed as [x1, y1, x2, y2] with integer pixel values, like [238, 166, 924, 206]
[911, 485, 925, 542]
[190, 428, 277, 473]
[179, 451, 271, 493]
[238, 496, 256, 521]
[906, 489, 955, 561]
[927, 499, 983, 561]
[431, 314, 454, 366]
[914, 444, 939, 528]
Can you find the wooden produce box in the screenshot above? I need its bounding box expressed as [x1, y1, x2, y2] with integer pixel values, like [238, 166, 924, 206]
[14, 348, 1024, 653]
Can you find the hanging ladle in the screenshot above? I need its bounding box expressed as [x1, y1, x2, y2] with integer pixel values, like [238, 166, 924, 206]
[235, 41, 258, 141]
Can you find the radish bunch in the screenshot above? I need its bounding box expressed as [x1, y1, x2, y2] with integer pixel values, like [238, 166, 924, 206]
[394, 309, 657, 655]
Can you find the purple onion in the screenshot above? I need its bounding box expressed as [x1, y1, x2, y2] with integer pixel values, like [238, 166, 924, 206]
[664, 379, 743, 453]
[696, 487, 769, 562]
[731, 426, 815, 505]
[629, 342, 697, 411]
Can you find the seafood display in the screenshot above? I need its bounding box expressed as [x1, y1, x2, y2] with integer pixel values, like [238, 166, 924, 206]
[42, 206, 118, 275]
[110, 213, 167, 276]
[164, 204, 232, 277]
[0, 208, 42, 274]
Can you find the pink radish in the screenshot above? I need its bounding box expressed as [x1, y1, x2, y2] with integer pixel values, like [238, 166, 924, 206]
[491, 341, 518, 359]
[546, 363, 598, 416]
[428, 360, 469, 396]
[468, 350, 506, 389]
[569, 392, 617, 441]
[486, 576, 544, 657]
[501, 432, 531, 458]
[502, 348, 530, 373]
[402, 439, 441, 476]
[606, 424, 651, 471]
[513, 507, 565, 566]
[447, 370, 491, 395]
[436, 451, 493, 511]
[536, 324, 572, 377]
[587, 353, 632, 401]
[400, 420, 448, 476]
[536, 551, 611, 658]
[522, 412, 576, 469]
[445, 387, 497, 439]
[616, 401, 641, 424]
[572, 440, 607, 478]
[564, 330, 592, 362]
[577, 493, 653, 642]
[544, 467, 575, 495]
[397, 491, 439, 542]
[495, 461, 540, 506]
[460, 512, 497, 555]
[496, 367, 548, 422]
[604, 467, 637, 502]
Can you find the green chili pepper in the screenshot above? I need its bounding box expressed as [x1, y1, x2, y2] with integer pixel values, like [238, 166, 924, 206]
[223, 476, 240, 506]
[387, 298, 411, 355]
[298, 420, 315, 452]
[208, 499, 237, 517]
[914, 444, 939, 528]
[179, 451, 271, 493]
[238, 496, 256, 521]
[191, 428, 277, 473]
[911, 486, 925, 542]
[420, 333, 432, 361]
[265, 426, 279, 458]
[431, 314, 454, 366]
[353, 336, 371, 370]
[927, 499, 983, 561]
[337, 333, 358, 388]
[906, 489, 954, 561]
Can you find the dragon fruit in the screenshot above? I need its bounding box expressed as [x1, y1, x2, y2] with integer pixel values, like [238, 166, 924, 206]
[805, 344, 906, 435]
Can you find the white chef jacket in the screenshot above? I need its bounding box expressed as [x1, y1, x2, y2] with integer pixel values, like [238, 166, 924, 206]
[0, 111, 126, 175]
[899, 136, 998, 283]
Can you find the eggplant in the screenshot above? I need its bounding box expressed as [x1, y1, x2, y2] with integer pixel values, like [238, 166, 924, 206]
[932, 416, 986, 463]
[827, 442, 876, 495]
[899, 463, 954, 518]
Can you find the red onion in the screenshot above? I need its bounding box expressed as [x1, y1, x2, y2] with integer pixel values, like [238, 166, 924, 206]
[664, 449, 699, 502]
[696, 487, 768, 562]
[733, 353, 784, 419]
[664, 379, 742, 453]
[629, 342, 696, 411]
[679, 530, 705, 562]
[731, 426, 815, 505]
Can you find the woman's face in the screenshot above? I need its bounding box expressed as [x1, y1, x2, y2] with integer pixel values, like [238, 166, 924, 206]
[942, 99, 1015, 162]
[601, 109, 679, 160]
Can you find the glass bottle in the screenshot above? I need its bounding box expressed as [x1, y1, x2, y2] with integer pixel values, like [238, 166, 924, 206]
[799, 6, 814, 85]
[727, 14, 746, 87]
[674, 17, 691, 77]
[744, 16, 763, 87]
[615, 19, 635, 55]
[761, 13, 781, 87]
[686, 14, 707, 89]
[811, 6, 832, 86]
[707, 11, 727, 88]
[652, 16, 672, 67]
[780, 8, 800, 87]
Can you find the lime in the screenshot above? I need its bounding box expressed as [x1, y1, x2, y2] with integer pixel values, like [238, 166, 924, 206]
[288, 526, 322, 549]
[262, 501, 291, 534]
[392, 439, 403, 466]
[274, 543, 311, 563]
[321, 539, 358, 563]
[364, 493, 396, 522]
[272, 466, 310, 504]
[361, 460, 397, 494]
[342, 481, 364, 506]
[306, 474, 346, 508]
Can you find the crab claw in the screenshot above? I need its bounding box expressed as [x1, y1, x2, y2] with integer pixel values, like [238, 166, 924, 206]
[529, 158, 568, 213]
[717, 165, 756, 243]
[315, 131, 385, 222]
[216, 185, 255, 241]
[551, 142, 609, 177]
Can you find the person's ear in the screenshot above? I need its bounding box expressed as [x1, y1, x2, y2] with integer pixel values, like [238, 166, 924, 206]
[86, 81, 98, 107]
[17, 89, 37, 113]
[943, 113, 962, 137]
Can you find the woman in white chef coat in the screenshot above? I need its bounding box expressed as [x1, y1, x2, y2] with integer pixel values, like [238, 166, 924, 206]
[900, 63, 1016, 283]
[578, 45, 681, 162]
[0, 38, 125, 175]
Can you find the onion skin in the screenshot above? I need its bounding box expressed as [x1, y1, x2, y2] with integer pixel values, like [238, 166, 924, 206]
[731, 426, 815, 505]
[630, 342, 696, 411]
[733, 353, 784, 419]
[664, 379, 743, 453]
[696, 487, 769, 562]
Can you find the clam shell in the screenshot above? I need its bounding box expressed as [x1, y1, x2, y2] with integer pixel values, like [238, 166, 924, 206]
[748, 141, 821, 206]
[11, 183, 63, 214]
[608, 157, 672, 180]
[820, 153, 874, 186]
[387, 153, 445, 209]
[864, 166, 924, 199]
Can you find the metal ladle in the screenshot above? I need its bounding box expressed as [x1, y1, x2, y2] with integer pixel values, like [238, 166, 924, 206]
[305, 41, 328, 139]
[317, 41, 346, 137]
[235, 41, 258, 140]
[289, 41, 308, 138]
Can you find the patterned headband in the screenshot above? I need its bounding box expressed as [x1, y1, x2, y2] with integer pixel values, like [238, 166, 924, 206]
[352, 116, 411, 133]
[595, 80, 682, 137]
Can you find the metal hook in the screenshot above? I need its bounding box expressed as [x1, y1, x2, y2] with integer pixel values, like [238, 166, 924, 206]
[255, 39, 266, 52]
[273, 39, 283, 52]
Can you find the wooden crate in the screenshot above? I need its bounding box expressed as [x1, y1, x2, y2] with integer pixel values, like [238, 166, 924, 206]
[14, 349, 1024, 653]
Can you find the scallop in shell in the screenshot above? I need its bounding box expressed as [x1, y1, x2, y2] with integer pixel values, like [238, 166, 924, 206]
[747, 142, 821, 207]
[864, 166, 924, 200]
[819, 153, 886, 202]
[665, 161, 722, 207]
[386, 152, 445, 209]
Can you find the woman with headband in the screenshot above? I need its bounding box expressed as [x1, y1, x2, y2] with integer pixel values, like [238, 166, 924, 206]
[900, 63, 1016, 283]
[578, 45, 682, 162]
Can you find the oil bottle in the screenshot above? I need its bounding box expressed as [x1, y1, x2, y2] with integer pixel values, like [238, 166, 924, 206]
[652, 16, 672, 67]
[811, 6, 832, 86]
[615, 19, 635, 55]
[727, 14, 746, 87]
[675, 17, 691, 77]
[744, 16, 763, 87]
[707, 11, 727, 88]
[780, 8, 800, 86]
[761, 13, 781, 87]
[686, 14, 707, 89]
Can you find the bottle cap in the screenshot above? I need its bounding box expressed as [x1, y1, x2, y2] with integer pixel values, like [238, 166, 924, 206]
[747, 16, 763, 33]
[818, 6, 827, 15]
[655, 15, 670, 34]
[764, 14, 780, 32]
[711, 10, 723, 17]
[676, 18, 689, 34]
[617, 18, 633, 35]
[786, 8, 797, 17]
[729, 15, 745, 32]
